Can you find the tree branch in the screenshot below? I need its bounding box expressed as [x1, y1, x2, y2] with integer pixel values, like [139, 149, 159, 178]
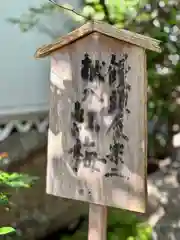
[49, 0, 88, 20]
[99, 0, 114, 24]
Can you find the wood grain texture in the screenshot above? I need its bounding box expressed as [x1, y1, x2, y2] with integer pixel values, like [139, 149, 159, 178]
[35, 21, 161, 58]
[143, 51, 148, 212]
[88, 204, 107, 240]
[46, 33, 147, 213]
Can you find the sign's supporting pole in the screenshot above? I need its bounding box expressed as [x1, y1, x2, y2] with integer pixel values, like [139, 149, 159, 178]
[88, 203, 107, 240]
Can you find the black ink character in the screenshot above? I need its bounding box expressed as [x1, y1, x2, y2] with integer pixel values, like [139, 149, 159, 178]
[87, 111, 95, 130]
[68, 138, 83, 172]
[94, 60, 105, 82]
[71, 122, 79, 138]
[104, 171, 124, 178]
[105, 167, 129, 180]
[82, 88, 97, 102]
[87, 111, 101, 135]
[116, 53, 130, 89]
[107, 53, 131, 145]
[82, 88, 104, 103]
[106, 112, 123, 134]
[124, 82, 131, 115]
[108, 54, 119, 86]
[109, 142, 124, 165]
[81, 53, 92, 81]
[72, 101, 84, 123]
[82, 88, 90, 102]
[104, 167, 123, 178]
[83, 151, 98, 169]
[73, 138, 82, 159]
[108, 90, 117, 113]
[108, 65, 117, 86]
[123, 53, 128, 61]
[110, 54, 118, 65]
[113, 118, 129, 141]
[125, 66, 131, 76]
[95, 124, 100, 133]
[81, 53, 106, 83]
[117, 60, 125, 89]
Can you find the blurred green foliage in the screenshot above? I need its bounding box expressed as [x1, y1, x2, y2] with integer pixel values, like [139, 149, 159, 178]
[0, 169, 39, 236]
[0, 227, 16, 236]
[0, 170, 39, 188]
[61, 209, 152, 240]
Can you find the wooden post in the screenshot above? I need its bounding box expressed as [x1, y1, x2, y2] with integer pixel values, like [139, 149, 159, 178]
[88, 204, 107, 240]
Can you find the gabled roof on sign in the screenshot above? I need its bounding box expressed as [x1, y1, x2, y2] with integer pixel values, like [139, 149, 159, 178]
[35, 21, 161, 58]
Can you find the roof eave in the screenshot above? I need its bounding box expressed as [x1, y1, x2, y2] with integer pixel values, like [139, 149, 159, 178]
[35, 21, 161, 59]
[34, 22, 94, 59]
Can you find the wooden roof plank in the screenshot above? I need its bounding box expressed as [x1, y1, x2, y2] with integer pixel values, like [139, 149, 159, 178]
[93, 21, 161, 53]
[35, 22, 93, 58]
[35, 21, 161, 58]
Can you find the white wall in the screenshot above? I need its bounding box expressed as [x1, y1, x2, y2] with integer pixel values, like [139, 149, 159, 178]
[0, 0, 81, 120]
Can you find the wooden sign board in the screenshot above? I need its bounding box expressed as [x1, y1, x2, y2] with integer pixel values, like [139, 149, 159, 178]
[35, 21, 161, 213]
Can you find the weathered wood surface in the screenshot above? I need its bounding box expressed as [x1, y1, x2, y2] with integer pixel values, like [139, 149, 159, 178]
[35, 21, 161, 58]
[47, 33, 147, 213]
[88, 204, 107, 240]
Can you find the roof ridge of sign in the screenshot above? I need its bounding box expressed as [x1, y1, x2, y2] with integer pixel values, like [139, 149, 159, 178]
[35, 21, 161, 59]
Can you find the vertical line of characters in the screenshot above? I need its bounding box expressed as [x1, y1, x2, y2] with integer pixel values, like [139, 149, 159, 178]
[67, 52, 131, 189]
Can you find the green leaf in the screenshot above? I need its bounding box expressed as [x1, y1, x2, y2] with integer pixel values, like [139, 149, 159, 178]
[0, 227, 15, 235]
[7, 18, 21, 24]
[109, 209, 139, 225]
[94, 12, 105, 20]
[109, 232, 119, 240]
[0, 171, 39, 188]
[0, 192, 9, 205]
[82, 5, 95, 17]
[85, 0, 99, 3]
[127, 237, 135, 240]
[136, 13, 151, 21]
[94, 4, 104, 12]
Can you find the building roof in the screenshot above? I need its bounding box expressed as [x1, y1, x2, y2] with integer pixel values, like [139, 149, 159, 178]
[35, 21, 161, 59]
